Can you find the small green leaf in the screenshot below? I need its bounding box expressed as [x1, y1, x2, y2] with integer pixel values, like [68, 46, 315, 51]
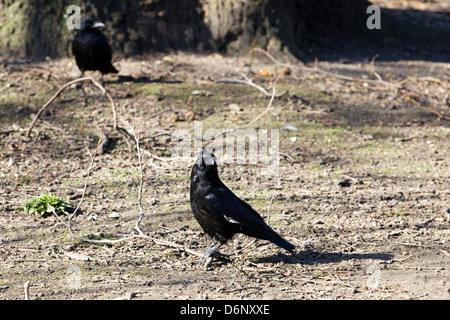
[20, 193, 74, 218]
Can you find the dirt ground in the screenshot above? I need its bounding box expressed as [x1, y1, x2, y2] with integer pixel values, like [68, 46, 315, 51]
[0, 39, 449, 301]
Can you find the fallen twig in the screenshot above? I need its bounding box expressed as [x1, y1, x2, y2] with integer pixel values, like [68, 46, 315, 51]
[121, 122, 149, 236]
[248, 48, 400, 88]
[24, 66, 60, 80]
[53, 125, 203, 258]
[202, 85, 277, 143]
[267, 193, 275, 224]
[221, 286, 262, 294]
[250, 47, 450, 122]
[26, 76, 120, 137]
[0, 129, 18, 135]
[408, 97, 450, 121]
[52, 127, 139, 245]
[216, 74, 286, 97]
[97, 127, 110, 154]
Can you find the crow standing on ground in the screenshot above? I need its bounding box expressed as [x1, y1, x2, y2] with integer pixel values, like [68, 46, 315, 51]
[190, 152, 295, 266]
[71, 17, 118, 85]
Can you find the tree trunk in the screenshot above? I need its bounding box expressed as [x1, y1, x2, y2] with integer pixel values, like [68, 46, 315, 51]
[0, 0, 447, 61]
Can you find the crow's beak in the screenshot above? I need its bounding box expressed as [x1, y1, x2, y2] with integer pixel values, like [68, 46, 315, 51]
[93, 21, 105, 28]
[196, 152, 216, 167]
[202, 153, 216, 166]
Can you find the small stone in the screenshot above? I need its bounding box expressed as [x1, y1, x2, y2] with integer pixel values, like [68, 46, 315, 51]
[109, 212, 120, 219]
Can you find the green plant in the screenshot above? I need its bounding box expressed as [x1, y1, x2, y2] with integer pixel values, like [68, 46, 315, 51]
[20, 193, 74, 217]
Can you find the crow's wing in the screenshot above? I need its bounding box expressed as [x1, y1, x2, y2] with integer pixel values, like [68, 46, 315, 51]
[71, 34, 84, 56]
[203, 185, 295, 252]
[83, 32, 111, 59]
[204, 186, 265, 228]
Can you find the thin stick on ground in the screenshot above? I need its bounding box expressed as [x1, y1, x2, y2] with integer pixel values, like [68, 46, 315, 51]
[240, 86, 277, 130]
[139, 74, 281, 170]
[135, 139, 149, 235]
[248, 47, 399, 88]
[267, 193, 276, 225]
[120, 121, 150, 236]
[53, 126, 134, 244]
[249, 48, 450, 121]
[408, 98, 450, 121]
[53, 125, 203, 257]
[216, 73, 285, 97]
[202, 85, 277, 143]
[26, 76, 129, 137]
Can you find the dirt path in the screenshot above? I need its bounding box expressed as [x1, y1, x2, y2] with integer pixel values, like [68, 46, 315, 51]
[0, 50, 449, 300]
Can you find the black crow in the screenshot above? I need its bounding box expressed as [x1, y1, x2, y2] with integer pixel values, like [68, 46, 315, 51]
[71, 17, 118, 85]
[190, 152, 295, 265]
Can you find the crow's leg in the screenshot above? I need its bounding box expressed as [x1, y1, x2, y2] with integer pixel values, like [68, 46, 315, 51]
[200, 241, 222, 266]
[76, 70, 85, 88]
[80, 74, 89, 107]
[100, 73, 104, 87]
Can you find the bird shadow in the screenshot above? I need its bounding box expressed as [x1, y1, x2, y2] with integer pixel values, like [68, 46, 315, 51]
[106, 75, 183, 85]
[249, 249, 394, 266]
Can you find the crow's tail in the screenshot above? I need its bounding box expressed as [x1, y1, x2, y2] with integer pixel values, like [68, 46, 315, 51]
[245, 225, 295, 253]
[264, 231, 295, 253]
[108, 64, 118, 74]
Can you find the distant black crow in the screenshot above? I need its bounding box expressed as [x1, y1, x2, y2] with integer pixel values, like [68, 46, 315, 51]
[71, 17, 118, 85]
[190, 152, 295, 265]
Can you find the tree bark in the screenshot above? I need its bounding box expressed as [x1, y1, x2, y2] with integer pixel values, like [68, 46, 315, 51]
[0, 0, 447, 61]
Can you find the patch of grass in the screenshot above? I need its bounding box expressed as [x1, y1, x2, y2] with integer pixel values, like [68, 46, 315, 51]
[354, 140, 395, 157]
[310, 164, 323, 171]
[285, 122, 350, 148]
[134, 83, 165, 96]
[391, 210, 408, 217]
[134, 82, 261, 112]
[103, 168, 134, 178]
[20, 193, 73, 217]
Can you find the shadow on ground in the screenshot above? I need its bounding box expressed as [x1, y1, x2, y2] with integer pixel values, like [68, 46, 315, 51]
[250, 250, 394, 266]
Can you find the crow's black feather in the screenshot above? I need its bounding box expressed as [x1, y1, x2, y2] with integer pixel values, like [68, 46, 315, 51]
[190, 152, 295, 264]
[71, 17, 118, 80]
